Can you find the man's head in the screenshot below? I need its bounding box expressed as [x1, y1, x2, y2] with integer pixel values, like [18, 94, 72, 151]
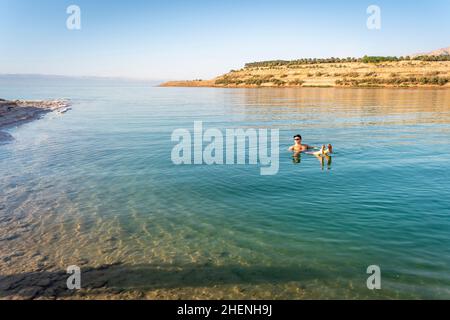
[293, 134, 302, 143]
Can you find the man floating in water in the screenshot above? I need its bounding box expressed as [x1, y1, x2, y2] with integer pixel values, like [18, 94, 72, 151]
[288, 135, 333, 155]
[289, 135, 333, 169]
[288, 135, 313, 153]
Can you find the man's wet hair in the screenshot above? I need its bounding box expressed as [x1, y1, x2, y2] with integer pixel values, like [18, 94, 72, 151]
[293, 135, 302, 140]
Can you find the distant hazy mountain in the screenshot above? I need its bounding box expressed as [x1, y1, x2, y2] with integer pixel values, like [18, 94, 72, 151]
[0, 74, 163, 87]
[414, 46, 450, 57]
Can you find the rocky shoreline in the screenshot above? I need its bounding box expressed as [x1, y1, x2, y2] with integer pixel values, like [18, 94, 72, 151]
[0, 98, 70, 142]
[0, 98, 70, 128]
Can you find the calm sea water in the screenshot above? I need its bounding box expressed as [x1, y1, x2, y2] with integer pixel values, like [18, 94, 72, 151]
[0, 76, 449, 299]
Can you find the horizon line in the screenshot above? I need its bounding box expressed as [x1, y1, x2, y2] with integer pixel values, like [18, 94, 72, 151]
[0, 73, 168, 82]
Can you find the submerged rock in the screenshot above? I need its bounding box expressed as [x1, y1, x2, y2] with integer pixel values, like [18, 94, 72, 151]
[17, 286, 43, 300]
[0, 131, 14, 143]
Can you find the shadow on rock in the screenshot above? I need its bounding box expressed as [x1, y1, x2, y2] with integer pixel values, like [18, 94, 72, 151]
[0, 131, 14, 144]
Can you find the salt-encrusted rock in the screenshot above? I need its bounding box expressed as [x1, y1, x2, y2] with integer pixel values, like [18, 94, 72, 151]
[0, 98, 71, 129]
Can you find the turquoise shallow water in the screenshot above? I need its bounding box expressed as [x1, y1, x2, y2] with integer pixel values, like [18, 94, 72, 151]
[0, 77, 449, 299]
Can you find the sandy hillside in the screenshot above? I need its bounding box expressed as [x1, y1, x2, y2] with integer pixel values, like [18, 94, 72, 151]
[161, 60, 450, 88]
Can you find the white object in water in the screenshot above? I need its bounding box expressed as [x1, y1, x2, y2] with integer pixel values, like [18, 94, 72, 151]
[58, 107, 71, 114]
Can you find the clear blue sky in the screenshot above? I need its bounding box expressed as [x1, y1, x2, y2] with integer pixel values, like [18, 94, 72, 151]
[1, 0, 449, 80]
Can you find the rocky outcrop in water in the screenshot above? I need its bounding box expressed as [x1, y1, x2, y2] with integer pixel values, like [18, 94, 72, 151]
[0, 98, 70, 142]
[0, 99, 70, 128]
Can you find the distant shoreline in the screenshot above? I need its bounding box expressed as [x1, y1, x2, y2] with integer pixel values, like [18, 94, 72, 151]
[160, 60, 450, 89]
[160, 82, 450, 89]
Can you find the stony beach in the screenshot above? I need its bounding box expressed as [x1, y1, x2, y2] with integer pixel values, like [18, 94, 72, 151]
[0, 99, 70, 136]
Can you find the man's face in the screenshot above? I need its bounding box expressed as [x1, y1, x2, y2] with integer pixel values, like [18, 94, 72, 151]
[294, 137, 301, 144]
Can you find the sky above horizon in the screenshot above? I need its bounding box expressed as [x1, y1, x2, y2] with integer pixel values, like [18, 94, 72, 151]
[1, 0, 449, 80]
